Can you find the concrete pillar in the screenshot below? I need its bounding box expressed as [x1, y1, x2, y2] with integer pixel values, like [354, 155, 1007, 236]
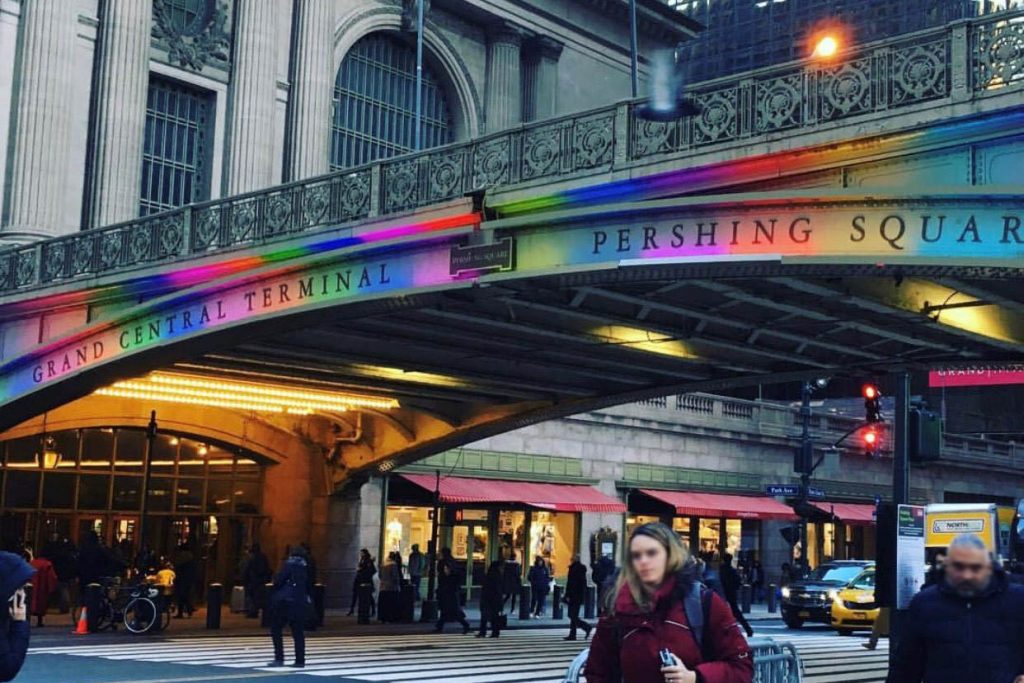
[285, 0, 332, 181]
[484, 23, 523, 133]
[0, 2, 22, 226]
[2, 0, 79, 243]
[326, 479, 383, 608]
[522, 37, 563, 123]
[87, 0, 152, 229]
[225, 0, 280, 194]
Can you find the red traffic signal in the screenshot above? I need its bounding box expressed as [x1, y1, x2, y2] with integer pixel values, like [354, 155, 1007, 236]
[864, 427, 880, 456]
[863, 383, 882, 423]
[864, 429, 878, 446]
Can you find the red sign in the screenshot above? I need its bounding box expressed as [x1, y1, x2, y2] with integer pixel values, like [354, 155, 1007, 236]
[929, 366, 1024, 388]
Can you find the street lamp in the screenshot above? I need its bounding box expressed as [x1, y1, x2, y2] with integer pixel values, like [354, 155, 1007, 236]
[812, 35, 839, 59]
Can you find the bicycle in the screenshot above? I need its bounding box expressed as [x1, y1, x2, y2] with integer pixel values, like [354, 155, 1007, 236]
[71, 578, 171, 634]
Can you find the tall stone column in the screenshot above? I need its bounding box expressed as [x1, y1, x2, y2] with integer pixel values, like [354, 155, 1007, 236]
[225, 0, 280, 194]
[286, 0, 333, 181]
[522, 37, 563, 123]
[2, 0, 79, 242]
[88, 0, 152, 229]
[484, 23, 524, 133]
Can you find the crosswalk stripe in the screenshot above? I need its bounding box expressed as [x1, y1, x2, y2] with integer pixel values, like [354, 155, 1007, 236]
[29, 628, 891, 682]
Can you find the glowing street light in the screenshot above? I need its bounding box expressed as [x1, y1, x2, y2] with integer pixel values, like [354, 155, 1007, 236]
[812, 35, 839, 59]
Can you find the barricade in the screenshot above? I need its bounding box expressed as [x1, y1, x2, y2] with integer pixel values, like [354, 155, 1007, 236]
[561, 638, 803, 683]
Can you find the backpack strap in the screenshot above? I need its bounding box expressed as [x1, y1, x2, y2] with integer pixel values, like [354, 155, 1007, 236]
[683, 582, 714, 661]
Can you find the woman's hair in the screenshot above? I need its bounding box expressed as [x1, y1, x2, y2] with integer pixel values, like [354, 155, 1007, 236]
[607, 522, 689, 615]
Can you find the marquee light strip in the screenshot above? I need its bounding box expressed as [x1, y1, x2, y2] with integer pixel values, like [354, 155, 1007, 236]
[94, 372, 399, 415]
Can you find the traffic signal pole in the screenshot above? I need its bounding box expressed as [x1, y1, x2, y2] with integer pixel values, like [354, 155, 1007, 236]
[797, 382, 813, 576]
[890, 372, 911, 654]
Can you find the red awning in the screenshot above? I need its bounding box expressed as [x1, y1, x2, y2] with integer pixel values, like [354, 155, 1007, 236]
[810, 502, 876, 525]
[639, 489, 799, 521]
[399, 474, 626, 513]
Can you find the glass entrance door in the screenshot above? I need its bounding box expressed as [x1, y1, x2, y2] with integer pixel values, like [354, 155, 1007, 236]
[451, 523, 489, 604]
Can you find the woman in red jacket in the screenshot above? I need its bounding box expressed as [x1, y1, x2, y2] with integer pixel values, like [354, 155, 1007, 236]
[585, 523, 753, 683]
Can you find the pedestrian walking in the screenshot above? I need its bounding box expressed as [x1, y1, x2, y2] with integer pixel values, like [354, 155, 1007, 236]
[41, 535, 75, 614]
[434, 548, 470, 634]
[862, 605, 890, 651]
[407, 544, 425, 601]
[172, 542, 196, 618]
[242, 543, 272, 618]
[584, 522, 753, 683]
[378, 552, 402, 623]
[25, 547, 56, 628]
[502, 551, 522, 612]
[76, 530, 112, 597]
[347, 549, 376, 617]
[528, 556, 551, 618]
[564, 555, 592, 641]
[592, 553, 616, 616]
[266, 545, 311, 669]
[887, 533, 1024, 683]
[720, 553, 754, 637]
[476, 560, 504, 638]
[750, 560, 764, 603]
[0, 552, 33, 683]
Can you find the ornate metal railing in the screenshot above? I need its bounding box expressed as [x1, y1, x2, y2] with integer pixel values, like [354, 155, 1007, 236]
[1, 9, 1022, 294]
[622, 392, 1024, 470]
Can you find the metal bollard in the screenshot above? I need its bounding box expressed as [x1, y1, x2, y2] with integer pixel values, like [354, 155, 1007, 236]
[768, 583, 778, 613]
[206, 583, 223, 629]
[740, 583, 752, 614]
[357, 582, 373, 625]
[312, 583, 325, 628]
[519, 585, 531, 619]
[552, 584, 564, 620]
[85, 583, 103, 632]
[584, 585, 596, 620]
[260, 582, 274, 627]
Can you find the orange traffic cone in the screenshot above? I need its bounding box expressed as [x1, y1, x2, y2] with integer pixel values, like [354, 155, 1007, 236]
[72, 608, 89, 635]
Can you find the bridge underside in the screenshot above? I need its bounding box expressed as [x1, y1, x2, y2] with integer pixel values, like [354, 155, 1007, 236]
[140, 260, 1022, 476]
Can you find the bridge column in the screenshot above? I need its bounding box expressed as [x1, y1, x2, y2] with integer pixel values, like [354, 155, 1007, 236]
[87, 0, 152, 229]
[522, 37, 563, 123]
[285, 0, 333, 181]
[1, 0, 78, 243]
[484, 23, 524, 132]
[225, 0, 281, 194]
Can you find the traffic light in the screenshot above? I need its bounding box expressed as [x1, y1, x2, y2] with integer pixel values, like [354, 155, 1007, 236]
[780, 526, 801, 546]
[793, 440, 813, 474]
[863, 383, 882, 423]
[909, 408, 942, 462]
[864, 426, 880, 458]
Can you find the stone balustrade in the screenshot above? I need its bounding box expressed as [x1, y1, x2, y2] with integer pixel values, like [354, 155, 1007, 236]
[0, 9, 1022, 293]
[619, 392, 1022, 471]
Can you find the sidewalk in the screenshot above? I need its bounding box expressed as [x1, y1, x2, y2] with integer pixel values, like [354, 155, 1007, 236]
[30, 601, 782, 646]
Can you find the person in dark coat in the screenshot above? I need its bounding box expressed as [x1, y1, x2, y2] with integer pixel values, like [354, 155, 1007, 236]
[720, 553, 754, 637]
[434, 548, 470, 634]
[172, 542, 197, 618]
[266, 545, 310, 668]
[242, 543, 272, 618]
[42, 535, 75, 614]
[750, 560, 764, 603]
[76, 530, 112, 595]
[347, 549, 376, 617]
[564, 555, 592, 640]
[0, 551, 34, 682]
[528, 557, 551, 617]
[476, 560, 504, 638]
[502, 551, 522, 612]
[887, 533, 1024, 683]
[585, 523, 753, 683]
[592, 554, 616, 616]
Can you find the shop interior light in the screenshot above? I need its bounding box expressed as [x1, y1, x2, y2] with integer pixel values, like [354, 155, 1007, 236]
[94, 371, 400, 415]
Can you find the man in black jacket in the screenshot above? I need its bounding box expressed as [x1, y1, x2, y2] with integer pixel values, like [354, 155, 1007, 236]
[720, 552, 754, 637]
[0, 551, 34, 683]
[888, 534, 1024, 683]
[564, 555, 592, 641]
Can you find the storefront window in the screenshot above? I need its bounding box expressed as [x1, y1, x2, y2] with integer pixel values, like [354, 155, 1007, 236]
[206, 479, 233, 513]
[822, 523, 835, 562]
[150, 435, 178, 475]
[698, 518, 721, 555]
[81, 430, 114, 469]
[498, 510, 526, 566]
[627, 514, 661, 537]
[5, 437, 37, 469]
[147, 477, 174, 512]
[78, 475, 110, 510]
[5, 471, 39, 507]
[672, 517, 692, 549]
[384, 506, 432, 561]
[114, 429, 147, 470]
[234, 481, 260, 514]
[41, 472, 75, 509]
[175, 480, 203, 512]
[725, 519, 742, 561]
[530, 511, 576, 577]
[112, 475, 142, 510]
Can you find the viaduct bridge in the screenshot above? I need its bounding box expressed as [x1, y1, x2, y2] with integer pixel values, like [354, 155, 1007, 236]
[1, 11, 1023, 488]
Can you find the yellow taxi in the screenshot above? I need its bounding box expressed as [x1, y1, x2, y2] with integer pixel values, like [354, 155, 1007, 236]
[830, 567, 879, 634]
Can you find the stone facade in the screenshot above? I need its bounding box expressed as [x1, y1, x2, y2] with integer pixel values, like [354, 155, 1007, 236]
[0, 0, 691, 244]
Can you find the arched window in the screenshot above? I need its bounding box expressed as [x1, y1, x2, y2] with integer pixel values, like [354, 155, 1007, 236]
[331, 33, 454, 170]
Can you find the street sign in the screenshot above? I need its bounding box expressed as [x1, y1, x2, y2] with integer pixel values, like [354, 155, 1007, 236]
[896, 504, 926, 609]
[766, 484, 801, 497]
[807, 486, 826, 499]
[449, 237, 515, 276]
